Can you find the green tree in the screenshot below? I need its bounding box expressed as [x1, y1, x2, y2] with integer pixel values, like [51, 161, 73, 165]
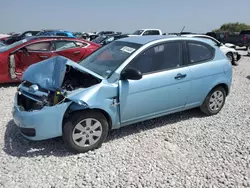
[213, 22, 250, 32]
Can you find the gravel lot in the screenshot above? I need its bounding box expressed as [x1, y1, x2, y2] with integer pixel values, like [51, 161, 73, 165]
[0, 51, 250, 188]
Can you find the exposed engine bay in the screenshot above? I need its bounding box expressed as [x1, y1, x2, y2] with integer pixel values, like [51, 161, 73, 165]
[61, 65, 101, 91]
[17, 65, 101, 111]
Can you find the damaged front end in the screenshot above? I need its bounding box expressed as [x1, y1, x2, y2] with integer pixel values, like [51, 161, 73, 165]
[13, 56, 109, 140]
[16, 56, 102, 111]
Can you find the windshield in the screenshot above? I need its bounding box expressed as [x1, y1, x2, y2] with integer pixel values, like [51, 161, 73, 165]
[0, 39, 28, 52]
[132, 30, 144, 35]
[79, 41, 142, 78]
[92, 36, 107, 44]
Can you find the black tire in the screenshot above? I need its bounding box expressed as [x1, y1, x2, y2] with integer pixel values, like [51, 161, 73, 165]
[63, 110, 109, 153]
[200, 86, 226, 116]
[226, 52, 237, 66]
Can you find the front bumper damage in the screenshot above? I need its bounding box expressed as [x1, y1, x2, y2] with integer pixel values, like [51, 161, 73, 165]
[13, 92, 72, 140]
[11, 56, 117, 141]
[11, 56, 102, 140]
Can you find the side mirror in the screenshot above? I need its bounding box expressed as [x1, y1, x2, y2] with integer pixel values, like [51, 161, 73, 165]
[120, 67, 142, 80]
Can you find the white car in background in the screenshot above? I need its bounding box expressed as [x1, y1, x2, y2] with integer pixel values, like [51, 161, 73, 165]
[129, 29, 163, 36]
[182, 34, 241, 65]
[248, 46, 250, 56]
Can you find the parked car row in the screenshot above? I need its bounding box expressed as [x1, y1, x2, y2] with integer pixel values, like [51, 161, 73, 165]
[0, 30, 77, 45]
[0, 28, 244, 84]
[91, 34, 130, 46]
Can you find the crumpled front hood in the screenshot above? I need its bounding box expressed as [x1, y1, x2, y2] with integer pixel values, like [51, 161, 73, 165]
[22, 56, 103, 91]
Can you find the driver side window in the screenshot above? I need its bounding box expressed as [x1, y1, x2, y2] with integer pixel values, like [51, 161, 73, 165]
[127, 42, 183, 75]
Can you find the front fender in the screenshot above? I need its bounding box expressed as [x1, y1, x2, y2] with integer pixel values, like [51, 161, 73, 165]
[67, 100, 120, 130]
[65, 81, 120, 129]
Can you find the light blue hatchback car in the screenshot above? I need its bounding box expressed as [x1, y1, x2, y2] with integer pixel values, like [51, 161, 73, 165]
[12, 36, 232, 153]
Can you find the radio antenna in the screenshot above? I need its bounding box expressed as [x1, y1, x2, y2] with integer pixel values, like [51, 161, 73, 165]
[179, 26, 185, 35]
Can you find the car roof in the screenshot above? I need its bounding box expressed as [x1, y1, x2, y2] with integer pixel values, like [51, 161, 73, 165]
[25, 36, 75, 41]
[118, 35, 217, 46]
[118, 35, 173, 44]
[181, 34, 219, 43]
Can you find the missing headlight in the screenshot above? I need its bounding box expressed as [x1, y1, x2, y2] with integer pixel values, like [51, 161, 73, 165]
[17, 94, 44, 111]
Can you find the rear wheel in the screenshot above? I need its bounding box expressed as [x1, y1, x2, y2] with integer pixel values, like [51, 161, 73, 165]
[200, 86, 226, 116]
[63, 111, 109, 153]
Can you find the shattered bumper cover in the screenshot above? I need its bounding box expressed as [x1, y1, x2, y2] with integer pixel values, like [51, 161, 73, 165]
[12, 93, 72, 140]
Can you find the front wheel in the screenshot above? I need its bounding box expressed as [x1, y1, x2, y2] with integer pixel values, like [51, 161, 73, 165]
[63, 111, 109, 153]
[200, 86, 226, 116]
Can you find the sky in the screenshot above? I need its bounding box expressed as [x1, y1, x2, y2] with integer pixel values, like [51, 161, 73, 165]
[0, 0, 250, 34]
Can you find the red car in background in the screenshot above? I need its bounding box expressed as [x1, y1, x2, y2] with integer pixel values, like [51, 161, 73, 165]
[0, 36, 101, 83]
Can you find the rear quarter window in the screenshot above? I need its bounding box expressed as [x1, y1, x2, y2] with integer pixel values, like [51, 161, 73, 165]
[187, 41, 215, 64]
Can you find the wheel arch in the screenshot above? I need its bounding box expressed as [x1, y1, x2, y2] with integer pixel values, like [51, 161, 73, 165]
[211, 83, 229, 96]
[63, 103, 113, 129]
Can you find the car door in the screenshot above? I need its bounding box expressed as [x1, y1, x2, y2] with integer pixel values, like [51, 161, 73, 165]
[16, 41, 53, 71]
[53, 40, 88, 62]
[118, 41, 192, 125]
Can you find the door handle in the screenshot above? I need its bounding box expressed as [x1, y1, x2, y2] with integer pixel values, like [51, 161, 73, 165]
[39, 55, 48, 59]
[73, 51, 80, 54]
[175, 73, 187, 79]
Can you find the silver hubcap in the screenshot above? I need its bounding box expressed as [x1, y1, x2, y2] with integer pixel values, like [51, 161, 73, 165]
[72, 118, 102, 147]
[209, 90, 224, 111]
